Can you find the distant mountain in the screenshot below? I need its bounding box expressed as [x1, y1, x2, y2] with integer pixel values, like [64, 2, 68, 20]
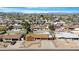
[0, 7, 79, 13]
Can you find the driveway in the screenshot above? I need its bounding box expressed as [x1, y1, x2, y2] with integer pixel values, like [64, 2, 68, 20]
[41, 40, 56, 49]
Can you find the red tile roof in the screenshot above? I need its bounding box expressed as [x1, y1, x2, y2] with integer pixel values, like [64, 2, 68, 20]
[26, 34, 50, 41]
[31, 34, 49, 38]
[0, 34, 22, 39]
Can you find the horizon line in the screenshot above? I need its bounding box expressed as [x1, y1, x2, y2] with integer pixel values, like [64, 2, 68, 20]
[0, 7, 79, 13]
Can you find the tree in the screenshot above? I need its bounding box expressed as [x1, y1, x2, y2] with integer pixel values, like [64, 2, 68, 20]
[49, 24, 56, 40]
[59, 16, 63, 20]
[49, 24, 55, 31]
[21, 21, 31, 34]
[8, 26, 14, 30]
[73, 14, 77, 18]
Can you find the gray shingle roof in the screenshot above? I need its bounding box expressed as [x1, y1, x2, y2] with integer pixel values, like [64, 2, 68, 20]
[55, 32, 79, 39]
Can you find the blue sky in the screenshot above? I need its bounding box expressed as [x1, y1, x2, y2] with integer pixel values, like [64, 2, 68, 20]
[0, 7, 79, 13]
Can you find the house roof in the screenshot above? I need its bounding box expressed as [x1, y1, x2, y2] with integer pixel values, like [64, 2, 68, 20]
[31, 34, 49, 38]
[55, 32, 79, 39]
[0, 34, 23, 39]
[68, 25, 79, 29]
[33, 30, 50, 34]
[31, 24, 48, 29]
[26, 34, 51, 40]
[74, 28, 79, 31]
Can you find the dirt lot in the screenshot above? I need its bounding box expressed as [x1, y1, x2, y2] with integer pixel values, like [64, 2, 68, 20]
[6, 39, 79, 49]
[24, 40, 56, 49]
[53, 39, 79, 48]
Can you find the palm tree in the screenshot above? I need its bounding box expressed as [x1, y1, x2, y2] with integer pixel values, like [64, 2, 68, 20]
[21, 21, 31, 34]
[49, 24, 56, 40]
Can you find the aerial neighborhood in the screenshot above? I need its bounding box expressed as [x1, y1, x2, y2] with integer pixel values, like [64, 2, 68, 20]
[0, 13, 79, 49]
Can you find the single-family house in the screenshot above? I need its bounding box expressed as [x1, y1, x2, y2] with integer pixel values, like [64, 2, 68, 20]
[0, 34, 24, 42]
[12, 23, 22, 29]
[26, 34, 53, 41]
[67, 24, 79, 30]
[71, 28, 79, 35]
[55, 32, 79, 40]
[26, 30, 53, 41]
[54, 20, 65, 27]
[31, 24, 49, 31]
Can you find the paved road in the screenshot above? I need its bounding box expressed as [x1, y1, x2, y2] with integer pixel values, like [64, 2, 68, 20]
[41, 40, 56, 49]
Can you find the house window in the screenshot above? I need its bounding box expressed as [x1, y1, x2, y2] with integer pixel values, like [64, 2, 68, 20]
[38, 38, 40, 39]
[12, 39, 18, 41]
[6, 39, 12, 40]
[0, 39, 3, 42]
[72, 38, 78, 40]
[42, 38, 48, 40]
